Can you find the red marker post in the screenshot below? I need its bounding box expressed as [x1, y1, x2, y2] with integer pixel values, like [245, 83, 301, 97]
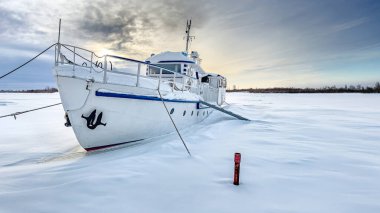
[234, 153, 241, 185]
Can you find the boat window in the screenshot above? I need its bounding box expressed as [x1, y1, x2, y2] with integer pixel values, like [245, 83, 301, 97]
[191, 111, 194, 116]
[149, 64, 181, 74]
[201, 76, 209, 83]
[221, 79, 227, 88]
[183, 110, 186, 116]
[170, 108, 175, 114]
[197, 111, 199, 116]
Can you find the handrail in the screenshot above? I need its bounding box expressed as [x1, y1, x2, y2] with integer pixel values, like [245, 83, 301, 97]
[61, 45, 92, 65]
[61, 43, 104, 58]
[56, 43, 208, 96]
[59, 44, 197, 80]
[60, 44, 104, 73]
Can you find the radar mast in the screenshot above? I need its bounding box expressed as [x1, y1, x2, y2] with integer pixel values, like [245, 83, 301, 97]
[185, 20, 195, 54]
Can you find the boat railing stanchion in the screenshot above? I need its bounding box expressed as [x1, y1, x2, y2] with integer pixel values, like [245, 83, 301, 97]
[172, 72, 176, 91]
[54, 45, 57, 66]
[90, 52, 93, 73]
[103, 55, 108, 83]
[57, 43, 62, 64]
[158, 68, 162, 89]
[136, 63, 141, 87]
[73, 46, 76, 71]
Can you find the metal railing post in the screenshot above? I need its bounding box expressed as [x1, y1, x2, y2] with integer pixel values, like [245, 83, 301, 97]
[73, 47, 76, 71]
[172, 72, 176, 91]
[54, 45, 57, 65]
[136, 63, 141, 87]
[103, 56, 108, 83]
[158, 68, 162, 89]
[57, 43, 62, 64]
[90, 52, 93, 73]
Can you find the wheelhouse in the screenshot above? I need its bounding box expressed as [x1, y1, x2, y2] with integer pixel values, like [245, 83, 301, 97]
[145, 52, 198, 77]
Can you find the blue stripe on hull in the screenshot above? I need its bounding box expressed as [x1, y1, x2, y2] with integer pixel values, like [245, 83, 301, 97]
[95, 91, 200, 104]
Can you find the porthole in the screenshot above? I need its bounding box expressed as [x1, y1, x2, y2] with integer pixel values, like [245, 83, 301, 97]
[197, 111, 199, 116]
[183, 110, 186, 116]
[191, 111, 194, 116]
[170, 108, 175, 114]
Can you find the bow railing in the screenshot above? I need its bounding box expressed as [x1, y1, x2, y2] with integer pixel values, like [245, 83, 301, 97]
[55, 43, 219, 101]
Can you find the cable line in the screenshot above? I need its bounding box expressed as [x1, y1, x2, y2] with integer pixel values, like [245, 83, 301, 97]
[0, 43, 57, 80]
[157, 89, 191, 157]
[0, 103, 62, 120]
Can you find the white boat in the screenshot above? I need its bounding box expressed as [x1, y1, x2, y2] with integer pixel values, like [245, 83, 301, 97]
[54, 20, 227, 151]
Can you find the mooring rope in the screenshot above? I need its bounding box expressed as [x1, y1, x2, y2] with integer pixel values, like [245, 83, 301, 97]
[0, 43, 57, 80]
[0, 43, 62, 120]
[0, 103, 62, 120]
[157, 89, 191, 157]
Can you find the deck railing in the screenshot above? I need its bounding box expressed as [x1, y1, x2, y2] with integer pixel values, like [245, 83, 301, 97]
[56, 43, 219, 102]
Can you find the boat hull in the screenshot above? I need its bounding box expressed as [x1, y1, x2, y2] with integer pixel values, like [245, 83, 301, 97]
[55, 75, 212, 150]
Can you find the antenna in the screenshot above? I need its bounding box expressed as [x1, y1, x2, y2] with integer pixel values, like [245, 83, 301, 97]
[57, 18, 61, 44]
[56, 18, 62, 64]
[184, 19, 195, 54]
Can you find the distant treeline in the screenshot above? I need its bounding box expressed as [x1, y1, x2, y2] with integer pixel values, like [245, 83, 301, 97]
[228, 82, 380, 93]
[0, 87, 58, 93]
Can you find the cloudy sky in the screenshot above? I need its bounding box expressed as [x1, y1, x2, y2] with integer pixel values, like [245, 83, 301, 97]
[0, 0, 379, 89]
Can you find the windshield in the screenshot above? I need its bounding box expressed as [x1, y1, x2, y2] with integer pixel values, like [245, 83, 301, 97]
[149, 64, 181, 74]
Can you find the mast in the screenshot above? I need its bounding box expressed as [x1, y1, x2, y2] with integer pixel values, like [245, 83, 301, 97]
[57, 18, 61, 44]
[56, 19, 62, 65]
[185, 20, 195, 54]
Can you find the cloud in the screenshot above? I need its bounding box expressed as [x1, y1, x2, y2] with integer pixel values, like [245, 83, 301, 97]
[74, 0, 211, 51]
[0, 7, 27, 35]
[331, 17, 369, 32]
[0, 0, 212, 55]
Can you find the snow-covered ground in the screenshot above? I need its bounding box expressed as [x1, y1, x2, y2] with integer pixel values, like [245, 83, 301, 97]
[0, 92, 380, 213]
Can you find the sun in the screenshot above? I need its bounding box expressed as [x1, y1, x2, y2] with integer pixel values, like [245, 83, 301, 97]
[98, 48, 113, 57]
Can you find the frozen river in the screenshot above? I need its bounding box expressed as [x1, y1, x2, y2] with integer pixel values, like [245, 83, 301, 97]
[0, 92, 379, 213]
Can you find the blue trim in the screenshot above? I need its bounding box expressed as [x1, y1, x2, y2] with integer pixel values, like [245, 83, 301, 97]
[96, 91, 200, 103]
[158, 60, 195, 64]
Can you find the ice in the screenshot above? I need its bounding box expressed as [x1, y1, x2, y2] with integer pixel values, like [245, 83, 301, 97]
[1, 93, 380, 213]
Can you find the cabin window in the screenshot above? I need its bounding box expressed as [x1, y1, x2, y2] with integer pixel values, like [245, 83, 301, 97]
[201, 76, 209, 83]
[183, 110, 186, 116]
[149, 64, 181, 74]
[221, 79, 227, 88]
[170, 108, 175, 114]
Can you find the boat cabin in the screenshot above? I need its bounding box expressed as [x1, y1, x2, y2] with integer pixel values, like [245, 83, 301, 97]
[145, 51, 226, 105]
[145, 51, 205, 79]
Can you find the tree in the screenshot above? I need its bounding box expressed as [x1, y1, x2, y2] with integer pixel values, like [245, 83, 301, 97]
[375, 82, 380, 92]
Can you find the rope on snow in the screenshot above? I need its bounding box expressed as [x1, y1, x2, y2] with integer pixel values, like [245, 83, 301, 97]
[0, 103, 62, 120]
